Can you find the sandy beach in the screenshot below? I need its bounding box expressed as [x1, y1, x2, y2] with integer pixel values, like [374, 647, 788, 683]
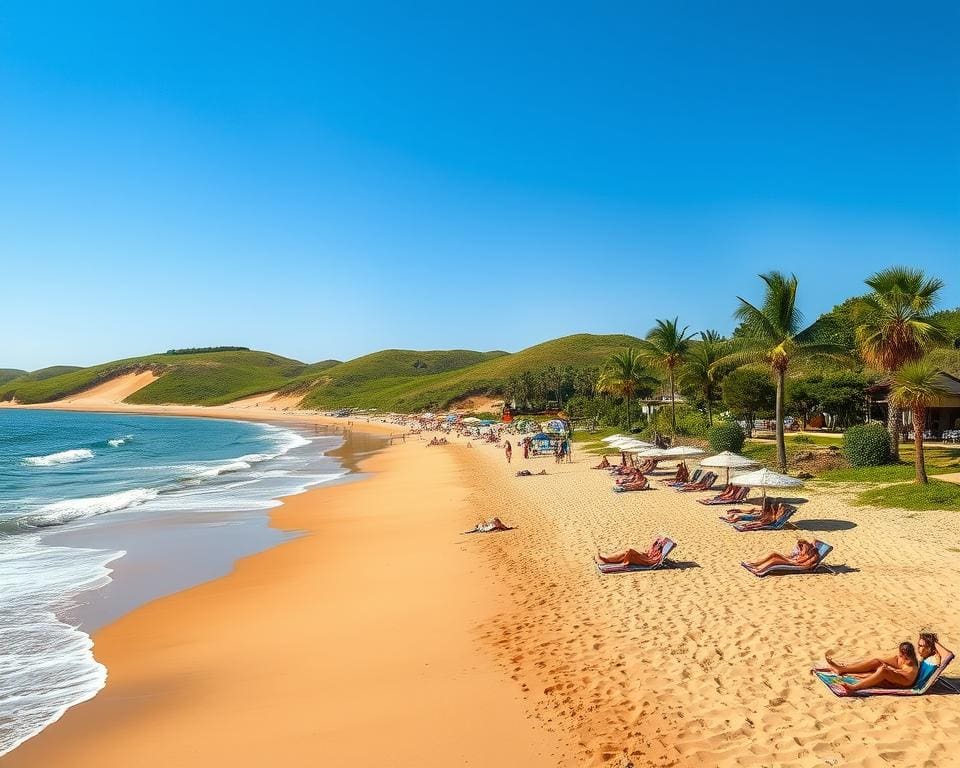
[4, 393, 960, 766]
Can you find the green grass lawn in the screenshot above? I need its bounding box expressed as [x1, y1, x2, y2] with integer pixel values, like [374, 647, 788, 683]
[854, 479, 960, 511]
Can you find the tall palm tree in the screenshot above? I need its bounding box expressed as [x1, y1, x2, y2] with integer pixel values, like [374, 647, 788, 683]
[889, 360, 948, 484]
[716, 272, 849, 472]
[637, 318, 694, 434]
[853, 267, 947, 461]
[597, 348, 657, 431]
[679, 330, 726, 426]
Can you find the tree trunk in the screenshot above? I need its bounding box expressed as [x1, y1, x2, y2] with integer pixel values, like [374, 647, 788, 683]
[626, 392, 631, 432]
[775, 368, 787, 472]
[887, 402, 901, 461]
[914, 406, 928, 484]
[669, 369, 677, 434]
[706, 391, 713, 427]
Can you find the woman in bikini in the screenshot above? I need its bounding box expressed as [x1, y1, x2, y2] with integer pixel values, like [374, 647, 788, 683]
[743, 539, 819, 574]
[596, 537, 666, 566]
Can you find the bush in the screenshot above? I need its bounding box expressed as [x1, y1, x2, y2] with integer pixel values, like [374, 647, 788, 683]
[842, 423, 891, 467]
[707, 421, 746, 453]
[793, 434, 814, 444]
[645, 405, 710, 438]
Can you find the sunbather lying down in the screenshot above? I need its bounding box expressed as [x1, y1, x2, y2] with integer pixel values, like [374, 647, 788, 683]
[720, 502, 790, 524]
[516, 469, 547, 476]
[743, 539, 819, 575]
[463, 517, 514, 534]
[596, 537, 666, 566]
[825, 632, 944, 693]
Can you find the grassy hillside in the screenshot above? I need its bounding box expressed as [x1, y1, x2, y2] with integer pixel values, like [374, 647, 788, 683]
[1, 350, 311, 406]
[298, 334, 642, 412]
[0, 369, 27, 386]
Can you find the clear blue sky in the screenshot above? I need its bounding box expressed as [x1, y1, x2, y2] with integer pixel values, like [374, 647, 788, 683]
[2, 2, 958, 370]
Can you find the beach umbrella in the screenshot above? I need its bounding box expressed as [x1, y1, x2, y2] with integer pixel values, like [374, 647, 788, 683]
[635, 447, 674, 458]
[729, 468, 804, 507]
[462, 416, 481, 424]
[601, 434, 625, 443]
[663, 446, 705, 457]
[698, 451, 760, 486]
[618, 439, 656, 452]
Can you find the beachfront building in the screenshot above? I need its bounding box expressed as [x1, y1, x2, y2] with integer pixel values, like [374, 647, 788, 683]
[867, 370, 960, 441]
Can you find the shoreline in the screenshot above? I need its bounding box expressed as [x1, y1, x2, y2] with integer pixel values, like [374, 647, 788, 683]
[3, 405, 567, 767]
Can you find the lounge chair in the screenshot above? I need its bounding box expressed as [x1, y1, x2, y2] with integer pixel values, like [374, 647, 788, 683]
[596, 539, 676, 574]
[811, 647, 956, 697]
[676, 472, 717, 492]
[666, 468, 702, 487]
[733, 507, 797, 531]
[741, 540, 834, 576]
[697, 485, 750, 505]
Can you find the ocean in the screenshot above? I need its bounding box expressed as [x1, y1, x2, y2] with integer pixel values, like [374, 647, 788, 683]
[0, 409, 350, 757]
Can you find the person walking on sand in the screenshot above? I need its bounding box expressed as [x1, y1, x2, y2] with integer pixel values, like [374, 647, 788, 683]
[522, 438, 529, 459]
[504, 440, 512, 464]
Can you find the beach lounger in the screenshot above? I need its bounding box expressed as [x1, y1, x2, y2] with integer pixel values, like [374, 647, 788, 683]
[666, 468, 701, 487]
[741, 540, 834, 576]
[613, 481, 652, 492]
[811, 647, 956, 697]
[676, 472, 717, 492]
[733, 507, 796, 531]
[596, 539, 676, 574]
[697, 485, 750, 505]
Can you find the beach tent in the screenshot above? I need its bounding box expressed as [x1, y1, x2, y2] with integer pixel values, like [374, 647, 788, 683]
[542, 419, 569, 435]
[699, 451, 761, 486]
[730, 468, 804, 507]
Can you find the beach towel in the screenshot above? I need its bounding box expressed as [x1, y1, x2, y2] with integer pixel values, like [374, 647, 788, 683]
[811, 648, 955, 696]
[741, 541, 833, 576]
[596, 539, 676, 574]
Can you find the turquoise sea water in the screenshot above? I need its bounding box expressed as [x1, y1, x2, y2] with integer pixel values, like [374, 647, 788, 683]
[0, 410, 347, 757]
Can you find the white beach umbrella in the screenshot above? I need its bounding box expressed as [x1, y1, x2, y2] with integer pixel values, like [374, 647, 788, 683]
[729, 468, 804, 506]
[601, 434, 625, 443]
[618, 439, 655, 451]
[635, 447, 674, 458]
[699, 451, 761, 486]
[663, 446, 705, 457]
[462, 417, 481, 424]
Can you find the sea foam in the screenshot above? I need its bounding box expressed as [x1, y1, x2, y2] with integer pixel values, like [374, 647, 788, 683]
[23, 488, 159, 528]
[23, 449, 94, 466]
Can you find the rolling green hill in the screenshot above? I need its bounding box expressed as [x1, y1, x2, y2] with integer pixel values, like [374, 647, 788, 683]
[0, 350, 312, 406]
[297, 334, 642, 412]
[0, 369, 28, 387]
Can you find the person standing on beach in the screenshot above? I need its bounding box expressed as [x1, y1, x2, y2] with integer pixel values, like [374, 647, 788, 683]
[523, 438, 529, 459]
[505, 440, 512, 464]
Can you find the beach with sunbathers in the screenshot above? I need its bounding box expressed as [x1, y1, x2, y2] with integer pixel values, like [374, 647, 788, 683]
[7, 405, 958, 768]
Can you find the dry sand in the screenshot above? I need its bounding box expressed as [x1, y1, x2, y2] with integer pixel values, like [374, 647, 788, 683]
[4, 393, 960, 766]
[58, 370, 160, 404]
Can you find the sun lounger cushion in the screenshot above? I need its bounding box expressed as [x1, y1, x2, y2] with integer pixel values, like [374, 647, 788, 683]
[811, 649, 955, 696]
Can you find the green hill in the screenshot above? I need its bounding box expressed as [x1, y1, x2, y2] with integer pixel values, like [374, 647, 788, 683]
[0, 350, 311, 406]
[0, 369, 28, 386]
[298, 334, 642, 412]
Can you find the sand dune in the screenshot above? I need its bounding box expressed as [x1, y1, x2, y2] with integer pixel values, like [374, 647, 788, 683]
[62, 370, 159, 404]
[227, 390, 304, 411]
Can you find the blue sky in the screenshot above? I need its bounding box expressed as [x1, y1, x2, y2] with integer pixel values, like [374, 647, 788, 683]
[2, 2, 958, 369]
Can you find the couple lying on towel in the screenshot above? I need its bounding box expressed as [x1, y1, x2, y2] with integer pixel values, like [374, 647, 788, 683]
[596, 536, 667, 567]
[516, 469, 547, 477]
[463, 517, 514, 534]
[825, 632, 945, 693]
[743, 539, 819, 575]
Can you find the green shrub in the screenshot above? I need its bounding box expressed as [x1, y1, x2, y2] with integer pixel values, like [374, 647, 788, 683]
[707, 421, 746, 453]
[646, 405, 709, 438]
[842, 423, 891, 467]
[792, 434, 814, 444]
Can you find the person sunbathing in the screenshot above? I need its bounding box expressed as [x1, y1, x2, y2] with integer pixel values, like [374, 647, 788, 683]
[826, 632, 942, 677]
[743, 539, 819, 574]
[615, 469, 642, 485]
[516, 469, 547, 476]
[464, 517, 514, 534]
[592, 456, 612, 470]
[670, 462, 689, 484]
[615, 476, 649, 491]
[720, 505, 769, 523]
[596, 537, 666, 566]
[711, 484, 740, 501]
[826, 642, 921, 693]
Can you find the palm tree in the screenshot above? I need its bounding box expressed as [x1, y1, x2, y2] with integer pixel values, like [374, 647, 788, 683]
[679, 330, 726, 426]
[637, 318, 694, 434]
[597, 348, 657, 431]
[888, 360, 948, 484]
[853, 267, 947, 461]
[717, 272, 849, 472]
